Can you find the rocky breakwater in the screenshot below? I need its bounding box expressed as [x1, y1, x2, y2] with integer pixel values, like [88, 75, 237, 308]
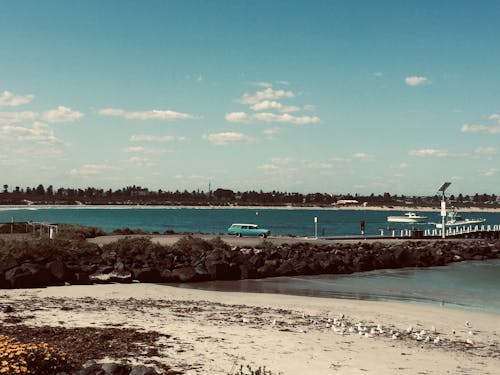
[1, 236, 499, 288]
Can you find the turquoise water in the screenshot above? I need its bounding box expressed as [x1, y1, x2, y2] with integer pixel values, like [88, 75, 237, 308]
[172, 259, 500, 314]
[1, 206, 498, 237]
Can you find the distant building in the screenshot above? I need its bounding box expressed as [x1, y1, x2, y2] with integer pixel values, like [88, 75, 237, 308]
[336, 199, 359, 205]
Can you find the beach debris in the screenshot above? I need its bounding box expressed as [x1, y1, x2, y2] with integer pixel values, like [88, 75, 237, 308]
[406, 325, 413, 334]
[392, 333, 399, 340]
[465, 320, 472, 328]
[433, 336, 441, 344]
[431, 325, 436, 333]
[466, 338, 474, 345]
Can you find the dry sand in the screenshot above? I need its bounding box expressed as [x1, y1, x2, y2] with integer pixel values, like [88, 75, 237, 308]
[1, 283, 499, 374]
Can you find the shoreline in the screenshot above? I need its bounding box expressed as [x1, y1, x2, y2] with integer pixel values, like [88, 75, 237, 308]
[1, 283, 499, 374]
[0, 203, 499, 213]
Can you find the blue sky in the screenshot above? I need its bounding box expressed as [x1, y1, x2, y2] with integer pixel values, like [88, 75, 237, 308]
[0, 0, 499, 195]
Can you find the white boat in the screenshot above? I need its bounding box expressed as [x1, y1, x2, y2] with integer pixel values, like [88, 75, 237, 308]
[435, 210, 486, 229]
[387, 212, 428, 223]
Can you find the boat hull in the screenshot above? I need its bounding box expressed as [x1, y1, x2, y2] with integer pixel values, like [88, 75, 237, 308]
[435, 219, 486, 229]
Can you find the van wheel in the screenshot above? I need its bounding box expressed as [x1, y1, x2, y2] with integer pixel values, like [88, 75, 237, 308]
[259, 233, 267, 238]
[236, 233, 242, 237]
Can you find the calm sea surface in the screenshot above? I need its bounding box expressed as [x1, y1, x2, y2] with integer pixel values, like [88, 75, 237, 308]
[1, 206, 499, 237]
[1, 206, 499, 313]
[170, 260, 500, 314]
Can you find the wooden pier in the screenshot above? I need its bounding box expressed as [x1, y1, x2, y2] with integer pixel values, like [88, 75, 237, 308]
[379, 224, 500, 240]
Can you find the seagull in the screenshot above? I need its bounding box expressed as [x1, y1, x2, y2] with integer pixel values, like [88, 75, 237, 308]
[466, 338, 474, 345]
[392, 334, 399, 340]
[272, 319, 277, 326]
[431, 326, 436, 333]
[406, 325, 413, 334]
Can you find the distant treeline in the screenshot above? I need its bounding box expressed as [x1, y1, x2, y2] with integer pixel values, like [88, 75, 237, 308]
[0, 184, 498, 207]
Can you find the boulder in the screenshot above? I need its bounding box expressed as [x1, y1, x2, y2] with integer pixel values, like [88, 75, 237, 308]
[4, 263, 55, 288]
[171, 266, 198, 282]
[206, 260, 241, 280]
[46, 259, 71, 282]
[129, 365, 160, 375]
[101, 363, 131, 375]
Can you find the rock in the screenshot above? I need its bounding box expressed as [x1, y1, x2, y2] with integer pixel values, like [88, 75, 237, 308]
[46, 259, 70, 282]
[101, 363, 131, 375]
[205, 260, 241, 280]
[3, 305, 14, 313]
[4, 263, 55, 288]
[171, 266, 198, 282]
[275, 259, 298, 276]
[129, 365, 160, 375]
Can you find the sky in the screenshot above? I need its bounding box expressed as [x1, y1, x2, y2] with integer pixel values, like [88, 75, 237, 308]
[0, 0, 499, 196]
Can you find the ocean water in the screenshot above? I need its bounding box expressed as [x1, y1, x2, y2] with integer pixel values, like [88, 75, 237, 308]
[171, 259, 500, 314]
[1, 206, 498, 237]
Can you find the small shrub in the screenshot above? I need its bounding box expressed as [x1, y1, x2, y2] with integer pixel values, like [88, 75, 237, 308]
[0, 334, 73, 374]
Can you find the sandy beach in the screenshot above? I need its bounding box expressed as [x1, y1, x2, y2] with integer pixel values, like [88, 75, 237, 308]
[1, 283, 499, 374]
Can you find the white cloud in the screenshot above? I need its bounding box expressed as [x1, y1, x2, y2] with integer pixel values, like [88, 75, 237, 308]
[129, 134, 185, 142]
[373, 72, 383, 77]
[488, 113, 500, 121]
[42, 106, 84, 123]
[98, 108, 196, 121]
[128, 156, 155, 167]
[263, 127, 280, 136]
[124, 146, 146, 153]
[398, 162, 409, 169]
[225, 112, 251, 123]
[353, 152, 375, 160]
[404, 76, 430, 86]
[409, 149, 449, 157]
[0, 91, 35, 106]
[303, 161, 334, 169]
[474, 146, 497, 155]
[0, 111, 38, 124]
[203, 132, 253, 145]
[229, 84, 320, 125]
[461, 124, 500, 134]
[239, 87, 295, 105]
[253, 112, 320, 125]
[250, 100, 300, 113]
[481, 168, 497, 177]
[0, 121, 59, 144]
[258, 163, 279, 171]
[254, 82, 273, 88]
[70, 164, 119, 177]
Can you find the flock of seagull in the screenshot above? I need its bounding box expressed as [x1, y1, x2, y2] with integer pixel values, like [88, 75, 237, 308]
[262, 312, 478, 348]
